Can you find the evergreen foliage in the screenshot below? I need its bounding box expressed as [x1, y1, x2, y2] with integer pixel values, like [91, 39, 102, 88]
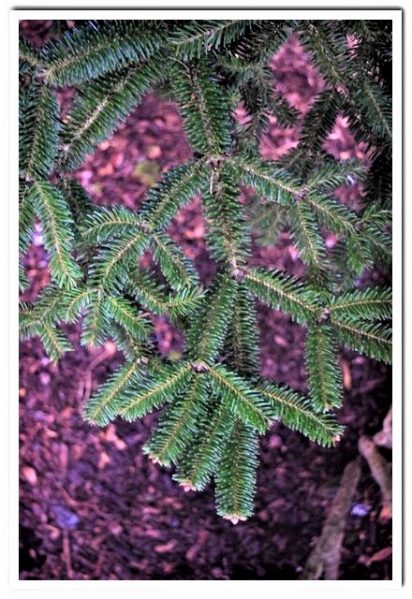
[19, 19, 392, 522]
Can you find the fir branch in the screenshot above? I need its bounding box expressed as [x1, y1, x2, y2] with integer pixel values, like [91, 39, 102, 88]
[298, 21, 351, 88]
[215, 420, 259, 524]
[104, 295, 152, 340]
[60, 179, 94, 239]
[18, 19, 393, 522]
[19, 37, 44, 74]
[20, 291, 72, 362]
[166, 286, 205, 319]
[243, 268, 321, 325]
[143, 374, 210, 466]
[169, 20, 253, 60]
[187, 273, 237, 363]
[246, 200, 288, 247]
[62, 59, 164, 170]
[151, 232, 200, 291]
[39, 321, 72, 363]
[258, 382, 344, 447]
[27, 181, 81, 288]
[19, 186, 36, 261]
[203, 168, 250, 270]
[352, 78, 392, 142]
[118, 362, 193, 421]
[42, 20, 166, 86]
[208, 364, 273, 433]
[141, 161, 209, 228]
[20, 286, 67, 327]
[305, 324, 343, 412]
[174, 401, 234, 491]
[289, 201, 326, 271]
[224, 283, 260, 376]
[306, 161, 366, 193]
[170, 59, 232, 155]
[305, 194, 357, 235]
[20, 85, 60, 180]
[229, 20, 289, 64]
[81, 290, 108, 347]
[330, 317, 392, 364]
[88, 231, 149, 291]
[329, 287, 392, 321]
[109, 324, 149, 361]
[61, 286, 96, 323]
[81, 205, 147, 244]
[358, 206, 392, 265]
[127, 269, 204, 321]
[226, 157, 300, 204]
[84, 361, 145, 426]
[290, 91, 343, 169]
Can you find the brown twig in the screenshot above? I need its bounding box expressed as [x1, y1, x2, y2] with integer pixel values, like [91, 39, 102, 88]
[373, 406, 392, 449]
[358, 435, 392, 518]
[62, 529, 74, 579]
[301, 458, 362, 580]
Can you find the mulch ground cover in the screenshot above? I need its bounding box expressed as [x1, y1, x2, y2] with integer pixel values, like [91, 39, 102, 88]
[19, 21, 392, 580]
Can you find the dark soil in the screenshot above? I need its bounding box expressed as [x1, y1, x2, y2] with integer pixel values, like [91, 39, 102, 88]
[19, 21, 392, 581]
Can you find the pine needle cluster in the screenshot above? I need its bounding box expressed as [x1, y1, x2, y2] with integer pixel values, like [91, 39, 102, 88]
[19, 19, 392, 523]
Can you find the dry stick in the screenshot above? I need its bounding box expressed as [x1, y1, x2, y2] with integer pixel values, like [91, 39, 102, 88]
[62, 529, 74, 579]
[373, 406, 392, 449]
[301, 458, 362, 580]
[358, 435, 392, 518]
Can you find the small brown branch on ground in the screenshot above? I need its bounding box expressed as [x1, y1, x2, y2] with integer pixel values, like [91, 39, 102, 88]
[301, 458, 362, 580]
[358, 434, 392, 519]
[62, 529, 74, 579]
[373, 406, 392, 449]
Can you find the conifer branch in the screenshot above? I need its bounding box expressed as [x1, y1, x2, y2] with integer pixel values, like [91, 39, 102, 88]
[169, 20, 253, 59]
[305, 324, 343, 412]
[330, 317, 392, 364]
[118, 362, 193, 422]
[208, 365, 273, 433]
[104, 295, 151, 340]
[243, 268, 321, 325]
[151, 232, 200, 291]
[42, 21, 166, 86]
[141, 161, 209, 228]
[27, 181, 81, 288]
[174, 402, 234, 491]
[187, 273, 237, 363]
[258, 383, 344, 447]
[226, 157, 300, 204]
[225, 283, 260, 376]
[88, 231, 148, 291]
[84, 361, 145, 426]
[329, 288, 392, 321]
[19, 188, 36, 289]
[305, 194, 357, 235]
[215, 420, 259, 523]
[81, 205, 148, 244]
[143, 374, 210, 466]
[170, 60, 232, 155]
[19, 38, 44, 73]
[81, 290, 108, 347]
[20, 85, 60, 180]
[289, 201, 326, 272]
[203, 168, 250, 271]
[62, 60, 164, 170]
